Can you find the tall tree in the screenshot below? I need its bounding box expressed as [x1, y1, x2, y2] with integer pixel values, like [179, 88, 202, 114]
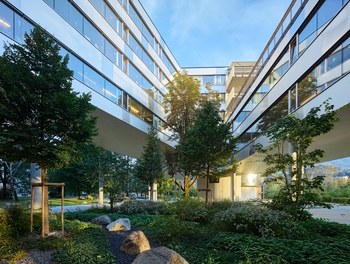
[0, 27, 96, 235]
[134, 126, 164, 201]
[178, 100, 237, 205]
[164, 71, 202, 196]
[256, 101, 337, 219]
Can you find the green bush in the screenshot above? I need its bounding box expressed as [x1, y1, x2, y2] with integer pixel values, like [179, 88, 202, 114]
[213, 202, 298, 237]
[64, 211, 103, 222]
[207, 200, 233, 219]
[117, 200, 165, 215]
[144, 215, 200, 244]
[168, 197, 208, 223]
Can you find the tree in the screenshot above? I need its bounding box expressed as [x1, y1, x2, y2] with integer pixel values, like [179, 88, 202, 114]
[0, 27, 96, 235]
[163, 71, 202, 196]
[134, 126, 164, 201]
[177, 100, 237, 205]
[256, 101, 338, 219]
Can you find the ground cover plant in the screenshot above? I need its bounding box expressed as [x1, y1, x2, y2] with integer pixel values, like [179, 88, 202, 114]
[1, 199, 350, 263]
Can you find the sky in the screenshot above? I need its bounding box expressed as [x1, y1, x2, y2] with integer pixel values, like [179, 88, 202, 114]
[139, 0, 291, 67]
[138, 0, 350, 170]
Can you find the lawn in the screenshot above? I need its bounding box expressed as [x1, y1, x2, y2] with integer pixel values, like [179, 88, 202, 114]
[1, 199, 350, 264]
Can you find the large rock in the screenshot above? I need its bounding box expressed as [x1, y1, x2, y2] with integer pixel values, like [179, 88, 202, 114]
[132, 246, 188, 264]
[120, 230, 150, 255]
[106, 218, 131, 231]
[91, 215, 111, 225]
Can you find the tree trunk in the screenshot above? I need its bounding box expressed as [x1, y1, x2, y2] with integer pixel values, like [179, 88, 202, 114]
[41, 167, 50, 236]
[2, 165, 9, 199]
[184, 174, 190, 197]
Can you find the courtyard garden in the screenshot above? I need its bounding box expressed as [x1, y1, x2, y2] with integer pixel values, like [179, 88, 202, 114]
[1, 199, 350, 263]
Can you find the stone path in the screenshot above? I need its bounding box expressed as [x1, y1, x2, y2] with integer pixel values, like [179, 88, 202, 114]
[308, 204, 350, 225]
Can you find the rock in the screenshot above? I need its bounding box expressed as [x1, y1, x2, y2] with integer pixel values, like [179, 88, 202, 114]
[132, 246, 189, 264]
[120, 230, 151, 255]
[91, 215, 111, 225]
[106, 218, 131, 231]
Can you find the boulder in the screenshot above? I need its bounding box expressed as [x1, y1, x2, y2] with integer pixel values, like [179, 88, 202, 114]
[91, 215, 111, 225]
[106, 218, 131, 231]
[132, 246, 188, 264]
[120, 230, 150, 255]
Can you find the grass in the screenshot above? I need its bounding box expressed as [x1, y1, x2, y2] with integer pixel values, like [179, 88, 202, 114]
[0, 197, 98, 208]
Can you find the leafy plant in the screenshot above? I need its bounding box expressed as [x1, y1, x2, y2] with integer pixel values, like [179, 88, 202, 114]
[117, 200, 166, 215]
[168, 197, 209, 223]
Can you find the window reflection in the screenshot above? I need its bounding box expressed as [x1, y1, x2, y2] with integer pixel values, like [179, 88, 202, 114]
[14, 14, 33, 44]
[84, 65, 104, 95]
[0, 2, 13, 38]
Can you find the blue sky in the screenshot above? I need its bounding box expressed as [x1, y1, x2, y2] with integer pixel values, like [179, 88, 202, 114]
[139, 0, 291, 67]
[139, 0, 350, 170]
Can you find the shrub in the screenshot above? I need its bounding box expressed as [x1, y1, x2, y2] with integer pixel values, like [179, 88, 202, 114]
[144, 215, 200, 244]
[207, 200, 233, 219]
[168, 197, 208, 223]
[5, 204, 30, 236]
[213, 202, 298, 237]
[117, 200, 165, 215]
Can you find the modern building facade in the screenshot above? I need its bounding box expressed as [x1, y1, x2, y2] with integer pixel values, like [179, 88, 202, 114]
[1, 0, 349, 201]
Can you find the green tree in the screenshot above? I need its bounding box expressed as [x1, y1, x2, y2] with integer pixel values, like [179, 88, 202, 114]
[178, 100, 237, 205]
[256, 101, 338, 219]
[164, 71, 202, 196]
[134, 126, 164, 201]
[0, 27, 96, 235]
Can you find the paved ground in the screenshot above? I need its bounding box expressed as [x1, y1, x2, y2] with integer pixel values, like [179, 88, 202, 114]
[308, 204, 350, 225]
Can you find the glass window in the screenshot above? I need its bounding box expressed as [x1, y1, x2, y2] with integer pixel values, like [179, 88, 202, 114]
[105, 80, 122, 104]
[163, 54, 175, 73]
[129, 34, 143, 58]
[142, 108, 153, 125]
[89, 0, 105, 16]
[55, 0, 70, 21]
[84, 20, 104, 51]
[105, 5, 122, 35]
[122, 56, 128, 73]
[214, 75, 226, 86]
[123, 91, 128, 109]
[289, 85, 297, 112]
[0, 2, 14, 38]
[317, 0, 342, 30]
[290, 38, 298, 64]
[343, 38, 350, 73]
[299, 15, 317, 53]
[44, 0, 54, 8]
[298, 72, 317, 106]
[203, 76, 215, 87]
[143, 51, 154, 71]
[128, 97, 142, 118]
[84, 65, 104, 94]
[14, 14, 33, 44]
[105, 40, 118, 64]
[142, 76, 152, 89]
[143, 26, 154, 46]
[67, 53, 84, 82]
[327, 49, 342, 71]
[69, 5, 83, 33]
[129, 4, 143, 31]
[129, 63, 143, 87]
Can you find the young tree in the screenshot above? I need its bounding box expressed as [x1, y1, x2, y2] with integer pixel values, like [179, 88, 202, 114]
[0, 27, 96, 235]
[134, 126, 164, 201]
[164, 71, 202, 196]
[178, 100, 237, 205]
[256, 101, 338, 219]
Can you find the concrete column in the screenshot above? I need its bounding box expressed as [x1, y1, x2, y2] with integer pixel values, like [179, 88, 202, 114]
[30, 164, 41, 209]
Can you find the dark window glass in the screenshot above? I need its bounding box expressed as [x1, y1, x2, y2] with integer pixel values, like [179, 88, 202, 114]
[14, 14, 33, 44]
[84, 65, 104, 94]
[128, 97, 142, 118]
[298, 72, 317, 106]
[67, 53, 84, 82]
[0, 2, 14, 38]
[123, 92, 128, 109]
[290, 85, 297, 112]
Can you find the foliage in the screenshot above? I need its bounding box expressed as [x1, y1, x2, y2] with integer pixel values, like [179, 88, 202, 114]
[117, 200, 166, 215]
[206, 200, 233, 218]
[256, 101, 338, 219]
[163, 71, 202, 196]
[142, 215, 200, 244]
[134, 126, 164, 200]
[213, 202, 299, 237]
[167, 197, 209, 223]
[0, 27, 96, 169]
[177, 100, 237, 204]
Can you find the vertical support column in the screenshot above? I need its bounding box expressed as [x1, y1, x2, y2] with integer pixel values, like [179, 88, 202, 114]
[61, 185, 64, 233]
[30, 164, 41, 209]
[41, 184, 44, 238]
[30, 184, 34, 233]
